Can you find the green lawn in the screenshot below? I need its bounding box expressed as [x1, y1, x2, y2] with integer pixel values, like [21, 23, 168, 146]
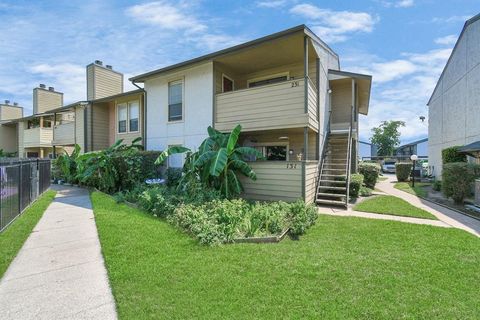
[0, 190, 56, 278]
[354, 195, 436, 219]
[394, 182, 430, 197]
[91, 191, 480, 319]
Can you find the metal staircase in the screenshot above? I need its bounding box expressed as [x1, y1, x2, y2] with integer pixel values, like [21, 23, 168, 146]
[315, 106, 354, 208]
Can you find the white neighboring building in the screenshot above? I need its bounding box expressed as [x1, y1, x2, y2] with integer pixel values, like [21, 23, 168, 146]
[427, 13, 480, 177]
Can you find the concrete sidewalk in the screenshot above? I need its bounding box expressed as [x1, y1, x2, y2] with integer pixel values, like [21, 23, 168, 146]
[376, 175, 480, 237]
[0, 186, 117, 320]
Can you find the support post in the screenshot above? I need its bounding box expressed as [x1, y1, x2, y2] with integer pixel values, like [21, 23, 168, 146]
[304, 36, 309, 113]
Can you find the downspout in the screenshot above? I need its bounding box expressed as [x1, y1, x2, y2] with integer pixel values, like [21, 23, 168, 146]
[132, 81, 147, 150]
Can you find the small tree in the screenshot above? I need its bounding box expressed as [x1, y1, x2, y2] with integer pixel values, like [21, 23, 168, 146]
[370, 120, 405, 156]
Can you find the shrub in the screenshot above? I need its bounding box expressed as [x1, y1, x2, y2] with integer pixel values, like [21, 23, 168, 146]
[442, 162, 480, 204]
[166, 167, 182, 187]
[349, 174, 364, 198]
[138, 151, 163, 180]
[395, 163, 412, 182]
[432, 180, 442, 192]
[358, 162, 380, 189]
[442, 146, 467, 164]
[359, 186, 373, 197]
[287, 200, 318, 237]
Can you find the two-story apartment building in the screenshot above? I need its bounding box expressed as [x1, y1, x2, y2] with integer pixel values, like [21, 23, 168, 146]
[428, 13, 480, 177]
[131, 25, 371, 206]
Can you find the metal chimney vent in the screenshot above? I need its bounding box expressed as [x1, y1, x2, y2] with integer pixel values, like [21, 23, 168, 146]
[4, 100, 10, 105]
[48, 87, 55, 92]
[106, 65, 112, 70]
[39, 84, 46, 89]
[13, 102, 18, 106]
[95, 60, 103, 66]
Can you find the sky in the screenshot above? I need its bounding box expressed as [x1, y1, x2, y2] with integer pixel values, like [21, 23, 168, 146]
[0, 0, 478, 144]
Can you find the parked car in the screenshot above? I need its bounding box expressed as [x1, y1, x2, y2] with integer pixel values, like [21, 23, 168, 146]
[382, 160, 396, 173]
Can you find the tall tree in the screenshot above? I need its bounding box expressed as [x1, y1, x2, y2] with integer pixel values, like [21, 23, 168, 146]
[370, 120, 405, 156]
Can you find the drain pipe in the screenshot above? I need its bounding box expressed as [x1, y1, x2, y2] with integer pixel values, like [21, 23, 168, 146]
[131, 81, 147, 150]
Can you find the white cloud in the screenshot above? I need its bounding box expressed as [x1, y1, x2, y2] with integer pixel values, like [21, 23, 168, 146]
[431, 15, 472, 24]
[435, 34, 457, 46]
[290, 4, 377, 43]
[126, 1, 206, 33]
[256, 0, 288, 8]
[394, 0, 414, 8]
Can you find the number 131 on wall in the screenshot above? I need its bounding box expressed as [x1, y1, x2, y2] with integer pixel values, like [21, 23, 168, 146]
[286, 163, 297, 169]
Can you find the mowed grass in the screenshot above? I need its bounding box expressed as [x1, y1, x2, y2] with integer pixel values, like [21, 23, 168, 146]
[91, 191, 480, 319]
[394, 181, 430, 198]
[354, 195, 437, 220]
[0, 190, 56, 278]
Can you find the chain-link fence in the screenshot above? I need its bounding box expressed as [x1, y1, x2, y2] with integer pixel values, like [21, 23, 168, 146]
[0, 159, 51, 232]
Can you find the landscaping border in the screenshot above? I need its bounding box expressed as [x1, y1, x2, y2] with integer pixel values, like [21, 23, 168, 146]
[233, 228, 290, 244]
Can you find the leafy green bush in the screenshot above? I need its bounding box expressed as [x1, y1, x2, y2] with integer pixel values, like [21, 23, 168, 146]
[395, 163, 412, 182]
[442, 146, 467, 164]
[432, 180, 442, 192]
[359, 186, 373, 197]
[138, 151, 163, 180]
[166, 167, 182, 187]
[349, 174, 364, 198]
[442, 162, 480, 204]
[287, 200, 318, 238]
[358, 162, 380, 189]
[358, 165, 378, 188]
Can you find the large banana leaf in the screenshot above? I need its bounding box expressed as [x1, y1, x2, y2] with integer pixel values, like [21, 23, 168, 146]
[227, 169, 243, 196]
[155, 146, 191, 164]
[230, 160, 257, 180]
[235, 147, 265, 160]
[194, 151, 217, 167]
[226, 124, 241, 154]
[209, 148, 228, 176]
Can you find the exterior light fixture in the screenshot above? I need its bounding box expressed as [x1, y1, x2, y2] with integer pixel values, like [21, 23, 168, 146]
[278, 136, 289, 140]
[410, 154, 418, 187]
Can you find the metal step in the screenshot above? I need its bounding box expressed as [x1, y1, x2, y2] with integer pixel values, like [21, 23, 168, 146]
[316, 199, 346, 206]
[320, 174, 345, 178]
[317, 192, 345, 198]
[318, 179, 346, 184]
[322, 168, 345, 171]
[318, 185, 347, 191]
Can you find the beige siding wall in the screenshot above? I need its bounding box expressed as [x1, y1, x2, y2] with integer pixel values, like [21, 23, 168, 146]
[18, 122, 24, 157]
[215, 79, 318, 132]
[33, 88, 63, 114]
[92, 103, 110, 151]
[0, 123, 17, 152]
[23, 128, 53, 147]
[52, 122, 75, 145]
[87, 64, 123, 100]
[304, 162, 318, 204]
[75, 106, 85, 151]
[240, 161, 303, 202]
[0, 105, 23, 121]
[330, 79, 356, 129]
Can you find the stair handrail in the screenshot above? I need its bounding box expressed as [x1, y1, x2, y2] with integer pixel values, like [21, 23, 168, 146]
[345, 104, 354, 206]
[316, 108, 332, 193]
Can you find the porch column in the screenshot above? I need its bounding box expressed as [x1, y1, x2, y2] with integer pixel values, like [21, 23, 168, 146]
[303, 127, 308, 161]
[303, 36, 309, 113]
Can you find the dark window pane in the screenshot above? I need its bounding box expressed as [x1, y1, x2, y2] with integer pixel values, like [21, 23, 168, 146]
[168, 103, 182, 121]
[119, 120, 127, 133]
[129, 119, 138, 132]
[223, 77, 233, 92]
[266, 146, 287, 161]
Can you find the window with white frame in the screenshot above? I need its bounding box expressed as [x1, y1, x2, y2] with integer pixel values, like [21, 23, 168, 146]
[117, 104, 127, 133]
[168, 80, 183, 122]
[129, 101, 139, 132]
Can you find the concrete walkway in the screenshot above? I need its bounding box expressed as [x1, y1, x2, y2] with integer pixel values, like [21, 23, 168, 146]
[0, 186, 117, 320]
[375, 175, 480, 237]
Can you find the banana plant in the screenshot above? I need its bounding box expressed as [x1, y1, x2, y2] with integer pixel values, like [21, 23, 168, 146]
[55, 144, 81, 183]
[155, 125, 264, 198]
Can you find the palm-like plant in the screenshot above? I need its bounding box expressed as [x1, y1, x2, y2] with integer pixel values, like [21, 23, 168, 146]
[55, 144, 81, 184]
[155, 125, 264, 198]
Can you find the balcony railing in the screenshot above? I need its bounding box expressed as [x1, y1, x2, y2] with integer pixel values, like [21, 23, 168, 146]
[53, 122, 75, 145]
[215, 79, 319, 132]
[23, 128, 53, 147]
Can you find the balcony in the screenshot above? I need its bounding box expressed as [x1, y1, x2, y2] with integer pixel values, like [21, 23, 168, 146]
[23, 128, 53, 148]
[53, 122, 75, 146]
[214, 79, 319, 133]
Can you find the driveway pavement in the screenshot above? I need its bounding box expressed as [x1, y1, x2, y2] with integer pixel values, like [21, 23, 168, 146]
[0, 186, 117, 320]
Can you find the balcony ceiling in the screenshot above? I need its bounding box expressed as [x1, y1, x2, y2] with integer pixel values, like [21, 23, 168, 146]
[214, 31, 316, 75]
[328, 70, 372, 115]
